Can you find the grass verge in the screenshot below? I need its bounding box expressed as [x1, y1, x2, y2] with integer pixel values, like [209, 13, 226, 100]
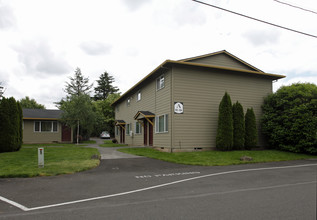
[82, 140, 97, 144]
[99, 140, 128, 148]
[0, 144, 100, 178]
[118, 148, 317, 166]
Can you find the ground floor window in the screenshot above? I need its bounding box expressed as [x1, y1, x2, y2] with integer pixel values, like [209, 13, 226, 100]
[115, 126, 119, 136]
[155, 114, 168, 133]
[126, 123, 131, 135]
[135, 122, 141, 134]
[34, 121, 58, 132]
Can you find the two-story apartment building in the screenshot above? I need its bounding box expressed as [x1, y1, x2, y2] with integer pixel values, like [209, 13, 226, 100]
[112, 50, 285, 151]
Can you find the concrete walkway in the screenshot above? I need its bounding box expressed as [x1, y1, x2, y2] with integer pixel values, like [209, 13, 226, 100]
[85, 138, 144, 160]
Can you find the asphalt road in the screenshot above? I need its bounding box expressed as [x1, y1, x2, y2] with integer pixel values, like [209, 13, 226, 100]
[1, 155, 317, 219]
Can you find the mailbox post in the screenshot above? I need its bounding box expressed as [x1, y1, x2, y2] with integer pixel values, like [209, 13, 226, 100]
[38, 148, 44, 168]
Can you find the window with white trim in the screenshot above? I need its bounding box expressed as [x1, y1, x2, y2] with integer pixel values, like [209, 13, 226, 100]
[126, 123, 131, 135]
[137, 90, 141, 101]
[135, 122, 141, 134]
[156, 75, 165, 90]
[34, 121, 58, 132]
[115, 126, 119, 136]
[155, 114, 168, 133]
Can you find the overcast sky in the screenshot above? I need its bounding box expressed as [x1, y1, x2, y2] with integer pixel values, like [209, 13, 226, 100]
[1, 0, 316, 109]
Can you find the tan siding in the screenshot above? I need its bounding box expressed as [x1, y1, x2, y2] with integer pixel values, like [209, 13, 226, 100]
[172, 66, 272, 149]
[23, 120, 62, 144]
[114, 71, 172, 147]
[185, 53, 256, 72]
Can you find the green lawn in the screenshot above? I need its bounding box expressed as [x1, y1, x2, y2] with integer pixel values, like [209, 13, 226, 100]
[99, 140, 128, 148]
[0, 144, 100, 178]
[82, 140, 97, 144]
[118, 148, 317, 166]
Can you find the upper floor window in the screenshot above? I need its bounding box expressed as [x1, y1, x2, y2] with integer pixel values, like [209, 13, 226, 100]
[156, 75, 165, 91]
[34, 121, 58, 132]
[137, 90, 141, 101]
[127, 97, 131, 106]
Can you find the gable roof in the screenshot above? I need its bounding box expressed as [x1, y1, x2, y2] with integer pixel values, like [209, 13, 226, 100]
[111, 50, 285, 106]
[178, 50, 264, 73]
[23, 109, 63, 120]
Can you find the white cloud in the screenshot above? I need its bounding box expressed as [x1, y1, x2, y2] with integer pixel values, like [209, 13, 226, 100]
[243, 29, 280, 46]
[80, 41, 112, 56]
[0, 1, 16, 29]
[121, 0, 150, 11]
[12, 39, 71, 77]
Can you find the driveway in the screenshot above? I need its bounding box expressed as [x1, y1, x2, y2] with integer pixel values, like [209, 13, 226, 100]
[85, 138, 144, 159]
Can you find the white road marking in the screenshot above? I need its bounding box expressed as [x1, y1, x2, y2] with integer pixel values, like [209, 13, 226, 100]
[135, 171, 201, 178]
[0, 196, 29, 211]
[1, 163, 317, 212]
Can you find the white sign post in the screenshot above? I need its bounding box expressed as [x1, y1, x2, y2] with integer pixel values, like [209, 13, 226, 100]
[38, 148, 44, 168]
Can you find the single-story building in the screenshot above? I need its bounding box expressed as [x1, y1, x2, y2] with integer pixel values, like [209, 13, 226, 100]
[112, 50, 285, 151]
[22, 109, 73, 144]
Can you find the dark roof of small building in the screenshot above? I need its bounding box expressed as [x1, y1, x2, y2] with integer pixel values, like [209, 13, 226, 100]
[23, 109, 63, 120]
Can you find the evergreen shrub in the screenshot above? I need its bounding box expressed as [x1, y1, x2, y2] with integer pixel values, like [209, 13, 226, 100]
[216, 92, 233, 151]
[232, 101, 245, 150]
[245, 108, 257, 150]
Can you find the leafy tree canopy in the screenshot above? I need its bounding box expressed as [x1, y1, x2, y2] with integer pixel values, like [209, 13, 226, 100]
[92, 93, 120, 137]
[94, 71, 119, 101]
[60, 94, 96, 141]
[19, 96, 45, 109]
[262, 83, 317, 154]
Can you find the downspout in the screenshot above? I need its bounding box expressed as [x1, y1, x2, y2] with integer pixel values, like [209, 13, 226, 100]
[170, 67, 174, 153]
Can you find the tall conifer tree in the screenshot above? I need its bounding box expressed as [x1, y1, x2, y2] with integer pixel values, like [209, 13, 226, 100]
[245, 108, 257, 149]
[216, 92, 233, 151]
[94, 71, 119, 101]
[232, 101, 245, 149]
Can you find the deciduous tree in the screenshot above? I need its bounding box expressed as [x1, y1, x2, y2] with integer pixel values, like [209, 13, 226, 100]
[92, 93, 120, 136]
[60, 94, 96, 141]
[19, 96, 45, 109]
[262, 83, 317, 154]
